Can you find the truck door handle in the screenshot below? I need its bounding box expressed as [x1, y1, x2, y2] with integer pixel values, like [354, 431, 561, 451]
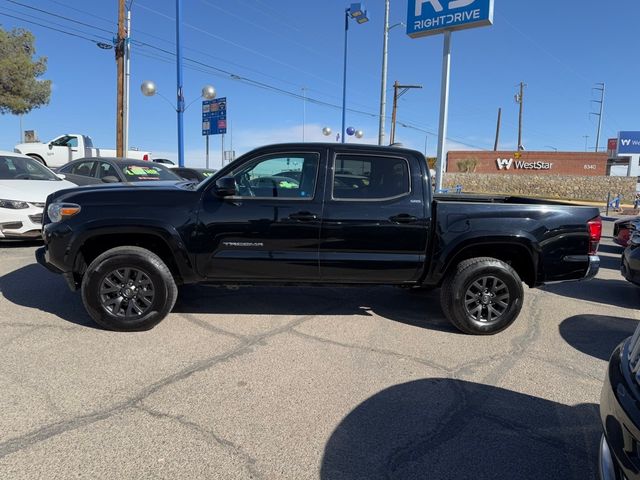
[390, 214, 418, 224]
[289, 211, 317, 222]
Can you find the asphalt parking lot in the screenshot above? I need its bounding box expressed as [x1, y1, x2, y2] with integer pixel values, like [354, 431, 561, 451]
[0, 220, 638, 479]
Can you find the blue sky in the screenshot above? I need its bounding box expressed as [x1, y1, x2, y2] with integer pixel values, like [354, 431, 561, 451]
[0, 0, 639, 168]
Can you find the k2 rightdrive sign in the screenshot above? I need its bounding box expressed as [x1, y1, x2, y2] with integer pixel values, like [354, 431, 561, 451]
[617, 131, 640, 155]
[407, 0, 494, 38]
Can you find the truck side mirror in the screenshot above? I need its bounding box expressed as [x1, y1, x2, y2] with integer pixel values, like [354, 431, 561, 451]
[48, 143, 53, 150]
[214, 176, 236, 197]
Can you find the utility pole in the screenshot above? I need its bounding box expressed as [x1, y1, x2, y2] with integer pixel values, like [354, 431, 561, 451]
[493, 107, 502, 151]
[591, 83, 605, 152]
[116, 0, 125, 157]
[378, 0, 390, 146]
[390, 81, 422, 144]
[122, 7, 131, 156]
[514, 82, 526, 151]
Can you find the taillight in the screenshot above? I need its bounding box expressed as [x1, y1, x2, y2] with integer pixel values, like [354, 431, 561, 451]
[587, 216, 602, 255]
[143, 154, 149, 161]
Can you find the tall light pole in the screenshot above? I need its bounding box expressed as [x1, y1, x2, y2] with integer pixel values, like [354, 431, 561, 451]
[378, 1, 404, 146]
[341, 3, 369, 144]
[141, 81, 217, 165]
[175, 0, 186, 166]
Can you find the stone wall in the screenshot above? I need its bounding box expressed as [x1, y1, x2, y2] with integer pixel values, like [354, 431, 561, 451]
[443, 173, 637, 203]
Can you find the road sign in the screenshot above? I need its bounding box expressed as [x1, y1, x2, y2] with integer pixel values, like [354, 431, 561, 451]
[617, 131, 640, 155]
[406, 0, 494, 38]
[202, 97, 227, 135]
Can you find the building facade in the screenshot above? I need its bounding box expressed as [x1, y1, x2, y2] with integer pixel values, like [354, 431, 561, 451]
[446, 151, 608, 176]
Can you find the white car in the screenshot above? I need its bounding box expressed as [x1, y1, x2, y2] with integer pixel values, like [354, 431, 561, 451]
[0, 151, 77, 239]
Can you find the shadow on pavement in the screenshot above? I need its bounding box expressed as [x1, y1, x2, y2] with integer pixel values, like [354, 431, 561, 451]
[176, 284, 456, 333]
[0, 264, 100, 329]
[598, 254, 622, 271]
[0, 240, 43, 249]
[541, 277, 640, 310]
[0, 264, 456, 333]
[560, 314, 637, 361]
[598, 244, 624, 255]
[321, 379, 600, 480]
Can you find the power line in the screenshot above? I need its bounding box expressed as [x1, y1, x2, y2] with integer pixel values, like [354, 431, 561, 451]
[1, 1, 486, 149]
[1, 5, 112, 43]
[4, 0, 115, 35]
[136, 2, 346, 90]
[44, 0, 115, 26]
[0, 11, 108, 45]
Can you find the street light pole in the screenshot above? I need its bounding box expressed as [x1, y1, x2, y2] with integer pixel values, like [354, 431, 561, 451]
[340, 3, 368, 144]
[341, 8, 349, 144]
[175, 0, 186, 167]
[378, 0, 390, 146]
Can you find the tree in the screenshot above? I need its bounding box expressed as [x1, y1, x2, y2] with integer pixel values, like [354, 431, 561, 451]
[0, 27, 51, 115]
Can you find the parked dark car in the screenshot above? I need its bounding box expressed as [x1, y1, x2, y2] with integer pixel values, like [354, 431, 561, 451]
[622, 224, 640, 286]
[57, 158, 182, 186]
[37, 143, 601, 333]
[171, 167, 217, 183]
[614, 216, 640, 248]
[600, 327, 640, 480]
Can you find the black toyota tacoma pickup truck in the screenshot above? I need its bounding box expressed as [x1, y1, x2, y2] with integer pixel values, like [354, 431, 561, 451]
[36, 143, 602, 335]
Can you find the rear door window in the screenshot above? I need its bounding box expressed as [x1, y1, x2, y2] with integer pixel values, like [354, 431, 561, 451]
[332, 155, 410, 200]
[69, 161, 96, 177]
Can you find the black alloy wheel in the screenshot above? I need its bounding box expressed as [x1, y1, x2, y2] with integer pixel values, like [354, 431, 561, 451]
[440, 257, 524, 335]
[81, 246, 178, 331]
[463, 276, 510, 324]
[99, 267, 155, 319]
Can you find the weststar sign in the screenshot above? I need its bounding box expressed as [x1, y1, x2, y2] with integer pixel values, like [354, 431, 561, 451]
[496, 158, 554, 171]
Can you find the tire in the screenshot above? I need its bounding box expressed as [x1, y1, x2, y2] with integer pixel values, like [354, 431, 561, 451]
[81, 246, 178, 331]
[27, 154, 46, 166]
[440, 257, 524, 335]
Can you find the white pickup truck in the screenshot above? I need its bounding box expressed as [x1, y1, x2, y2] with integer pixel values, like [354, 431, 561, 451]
[14, 134, 151, 168]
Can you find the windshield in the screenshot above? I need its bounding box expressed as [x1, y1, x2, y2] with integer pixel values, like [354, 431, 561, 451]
[120, 163, 182, 182]
[0, 155, 59, 181]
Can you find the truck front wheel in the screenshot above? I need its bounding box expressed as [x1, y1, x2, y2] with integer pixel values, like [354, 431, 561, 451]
[440, 257, 524, 335]
[81, 246, 178, 331]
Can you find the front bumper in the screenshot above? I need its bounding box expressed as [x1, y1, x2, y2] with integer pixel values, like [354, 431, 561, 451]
[0, 205, 43, 239]
[600, 343, 640, 480]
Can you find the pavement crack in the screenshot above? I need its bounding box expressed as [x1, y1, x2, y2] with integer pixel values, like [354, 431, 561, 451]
[290, 328, 452, 374]
[179, 313, 249, 340]
[135, 405, 264, 480]
[0, 307, 332, 459]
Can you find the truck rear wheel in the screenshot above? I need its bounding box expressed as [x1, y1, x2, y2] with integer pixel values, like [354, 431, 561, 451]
[440, 257, 524, 335]
[81, 246, 177, 331]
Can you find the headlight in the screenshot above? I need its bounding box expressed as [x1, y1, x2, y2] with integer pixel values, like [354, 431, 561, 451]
[47, 203, 81, 223]
[0, 199, 29, 209]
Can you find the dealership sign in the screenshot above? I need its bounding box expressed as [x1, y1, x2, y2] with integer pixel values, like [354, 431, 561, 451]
[496, 158, 553, 171]
[407, 0, 494, 38]
[617, 131, 640, 155]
